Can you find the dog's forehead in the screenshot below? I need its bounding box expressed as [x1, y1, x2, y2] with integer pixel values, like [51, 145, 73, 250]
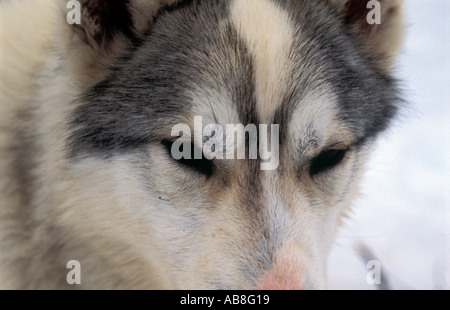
[189, 0, 297, 122]
[189, 0, 347, 149]
[230, 0, 294, 124]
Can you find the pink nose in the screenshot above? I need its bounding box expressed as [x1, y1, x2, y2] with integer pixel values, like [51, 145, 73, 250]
[255, 246, 304, 290]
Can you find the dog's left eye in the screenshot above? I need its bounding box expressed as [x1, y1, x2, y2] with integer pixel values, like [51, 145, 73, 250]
[310, 149, 348, 176]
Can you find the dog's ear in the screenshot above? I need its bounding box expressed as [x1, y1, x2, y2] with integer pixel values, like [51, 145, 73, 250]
[332, 0, 405, 71]
[58, 0, 179, 83]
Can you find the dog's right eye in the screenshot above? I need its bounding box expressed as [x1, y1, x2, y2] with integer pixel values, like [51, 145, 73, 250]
[161, 140, 213, 177]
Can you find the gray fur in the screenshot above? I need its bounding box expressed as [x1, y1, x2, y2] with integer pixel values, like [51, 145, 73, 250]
[71, 0, 399, 157]
[0, 0, 404, 289]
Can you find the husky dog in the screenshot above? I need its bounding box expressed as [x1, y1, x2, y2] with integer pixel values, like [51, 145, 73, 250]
[0, 0, 404, 289]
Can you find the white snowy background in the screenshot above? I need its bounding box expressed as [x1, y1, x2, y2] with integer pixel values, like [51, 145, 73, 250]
[327, 0, 450, 290]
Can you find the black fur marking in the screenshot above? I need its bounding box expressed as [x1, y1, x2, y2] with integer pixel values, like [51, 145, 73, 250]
[344, 0, 373, 28]
[73, 0, 135, 47]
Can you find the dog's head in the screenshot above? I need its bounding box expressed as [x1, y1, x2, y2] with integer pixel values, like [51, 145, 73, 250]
[61, 0, 404, 289]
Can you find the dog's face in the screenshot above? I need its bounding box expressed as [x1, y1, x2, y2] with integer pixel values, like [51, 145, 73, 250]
[64, 0, 403, 289]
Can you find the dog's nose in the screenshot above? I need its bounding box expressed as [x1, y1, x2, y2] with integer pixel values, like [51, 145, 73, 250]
[254, 246, 304, 290]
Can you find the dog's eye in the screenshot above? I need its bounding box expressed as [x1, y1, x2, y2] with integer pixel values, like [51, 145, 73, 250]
[310, 149, 347, 176]
[161, 140, 213, 176]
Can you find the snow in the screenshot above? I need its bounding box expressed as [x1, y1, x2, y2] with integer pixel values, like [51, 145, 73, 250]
[327, 0, 450, 290]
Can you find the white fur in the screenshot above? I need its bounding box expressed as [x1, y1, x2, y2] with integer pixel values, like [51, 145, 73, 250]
[230, 0, 294, 123]
[0, 0, 404, 289]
